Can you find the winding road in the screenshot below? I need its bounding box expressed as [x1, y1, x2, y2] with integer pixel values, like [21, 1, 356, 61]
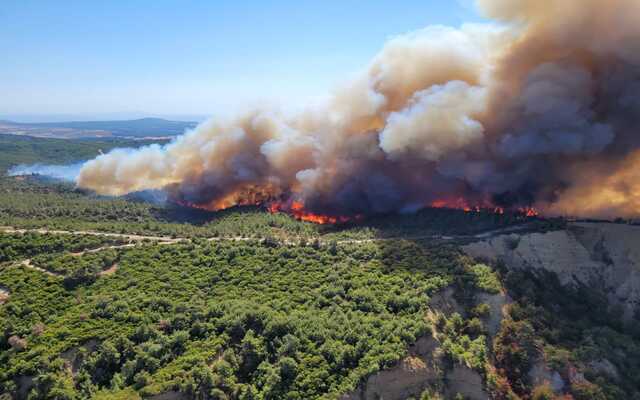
[0, 223, 532, 279]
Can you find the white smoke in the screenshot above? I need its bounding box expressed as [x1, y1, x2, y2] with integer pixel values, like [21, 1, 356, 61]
[8, 163, 84, 182]
[75, 0, 640, 219]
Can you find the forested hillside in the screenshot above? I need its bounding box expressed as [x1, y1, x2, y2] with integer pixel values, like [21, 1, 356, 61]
[1, 140, 639, 400]
[1, 239, 479, 399]
[0, 135, 162, 174]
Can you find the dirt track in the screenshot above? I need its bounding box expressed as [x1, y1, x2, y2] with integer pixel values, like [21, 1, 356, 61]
[0, 223, 533, 278]
[19, 259, 60, 277]
[0, 223, 531, 245]
[0, 226, 181, 244]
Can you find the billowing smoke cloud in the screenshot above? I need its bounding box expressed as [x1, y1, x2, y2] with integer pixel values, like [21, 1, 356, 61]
[78, 0, 640, 219]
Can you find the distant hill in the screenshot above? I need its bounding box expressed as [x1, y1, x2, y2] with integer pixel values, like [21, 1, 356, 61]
[0, 134, 164, 173]
[0, 117, 197, 139]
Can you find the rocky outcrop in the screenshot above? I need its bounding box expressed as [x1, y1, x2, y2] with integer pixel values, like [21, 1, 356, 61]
[463, 222, 640, 321]
[474, 291, 511, 338]
[341, 336, 444, 400]
[342, 284, 504, 400]
[429, 287, 464, 316]
[445, 364, 489, 400]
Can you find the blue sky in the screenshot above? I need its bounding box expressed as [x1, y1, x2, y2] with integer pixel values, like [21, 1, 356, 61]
[0, 1, 484, 121]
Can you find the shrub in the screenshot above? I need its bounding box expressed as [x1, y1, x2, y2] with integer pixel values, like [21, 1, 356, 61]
[8, 335, 27, 351]
[571, 382, 607, 400]
[469, 264, 501, 294]
[32, 322, 46, 336]
[493, 318, 537, 394]
[531, 384, 555, 400]
[471, 303, 491, 318]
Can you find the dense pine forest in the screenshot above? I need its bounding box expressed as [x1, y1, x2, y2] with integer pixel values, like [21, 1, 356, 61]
[1, 134, 639, 400]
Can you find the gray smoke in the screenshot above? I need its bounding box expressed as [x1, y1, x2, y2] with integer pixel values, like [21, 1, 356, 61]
[76, 0, 640, 219]
[8, 163, 84, 182]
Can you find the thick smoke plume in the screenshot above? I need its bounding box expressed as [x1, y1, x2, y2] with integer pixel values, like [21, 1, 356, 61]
[78, 0, 640, 219]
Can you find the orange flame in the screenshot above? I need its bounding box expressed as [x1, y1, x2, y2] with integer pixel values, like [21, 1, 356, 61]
[175, 184, 282, 211]
[429, 198, 537, 217]
[518, 207, 539, 217]
[268, 200, 356, 224]
[177, 189, 538, 224]
[176, 197, 261, 212]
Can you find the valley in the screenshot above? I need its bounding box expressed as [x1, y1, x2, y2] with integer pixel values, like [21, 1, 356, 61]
[0, 119, 195, 140]
[4, 1, 640, 398]
[1, 153, 638, 399]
